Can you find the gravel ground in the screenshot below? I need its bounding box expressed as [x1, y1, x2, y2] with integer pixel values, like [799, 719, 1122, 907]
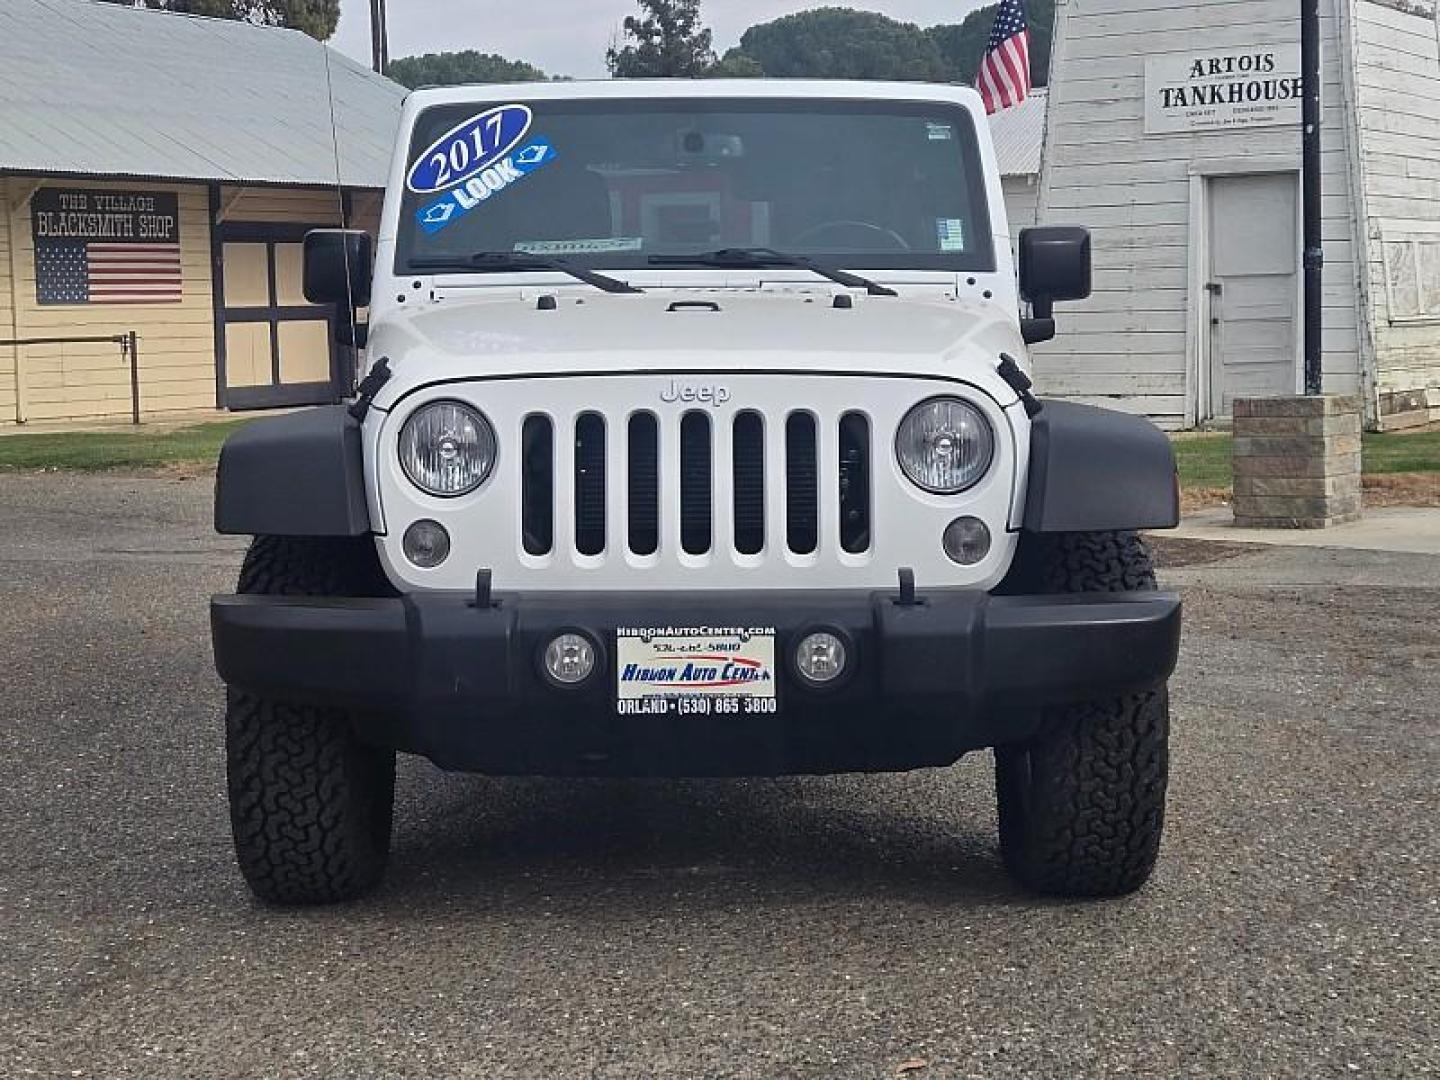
[1, 473, 1436, 1078]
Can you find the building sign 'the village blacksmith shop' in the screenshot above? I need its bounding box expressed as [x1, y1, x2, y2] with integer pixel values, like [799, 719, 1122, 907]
[1144, 45, 1303, 135]
[31, 188, 182, 305]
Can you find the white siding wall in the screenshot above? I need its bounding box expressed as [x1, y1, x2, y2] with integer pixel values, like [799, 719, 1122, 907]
[1035, 0, 1363, 428]
[1352, 0, 1440, 425]
[1002, 175, 1041, 252]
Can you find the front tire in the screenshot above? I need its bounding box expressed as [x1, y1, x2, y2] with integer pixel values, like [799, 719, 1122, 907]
[994, 531, 1171, 898]
[225, 536, 396, 905]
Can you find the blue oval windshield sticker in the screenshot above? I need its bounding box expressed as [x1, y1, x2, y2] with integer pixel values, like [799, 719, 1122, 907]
[406, 104, 533, 194]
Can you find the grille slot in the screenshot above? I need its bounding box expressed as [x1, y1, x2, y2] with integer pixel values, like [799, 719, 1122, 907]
[680, 411, 712, 555]
[628, 413, 659, 556]
[786, 412, 818, 555]
[732, 411, 765, 555]
[839, 412, 871, 554]
[521, 414, 553, 556]
[574, 412, 606, 556]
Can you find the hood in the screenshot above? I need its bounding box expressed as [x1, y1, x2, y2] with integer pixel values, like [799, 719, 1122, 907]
[366, 290, 1027, 411]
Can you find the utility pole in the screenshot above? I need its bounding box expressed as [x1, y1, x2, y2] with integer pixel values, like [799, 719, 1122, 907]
[1300, 0, 1322, 395]
[369, 0, 389, 75]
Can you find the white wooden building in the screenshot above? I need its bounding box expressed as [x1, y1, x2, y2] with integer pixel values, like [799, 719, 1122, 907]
[991, 88, 1048, 248]
[1027, 0, 1440, 430]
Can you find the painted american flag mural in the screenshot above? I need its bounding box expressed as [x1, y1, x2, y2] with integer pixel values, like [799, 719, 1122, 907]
[32, 189, 182, 305]
[977, 0, 1032, 115]
[36, 241, 183, 305]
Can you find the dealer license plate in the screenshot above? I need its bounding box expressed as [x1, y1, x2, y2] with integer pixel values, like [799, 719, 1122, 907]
[615, 626, 778, 716]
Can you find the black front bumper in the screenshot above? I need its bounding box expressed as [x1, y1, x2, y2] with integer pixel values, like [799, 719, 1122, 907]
[211, 588, 1181, 776]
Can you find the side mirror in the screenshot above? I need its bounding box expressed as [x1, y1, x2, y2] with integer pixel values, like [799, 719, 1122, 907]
[1018, 226, 1091, 345]
[304, 229, 373, 309]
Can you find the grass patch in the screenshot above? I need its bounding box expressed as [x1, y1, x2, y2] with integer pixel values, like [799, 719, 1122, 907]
[1175, 430, 1440, 490]
[1364, 429, 1440, 474]
[1172, 434, 1235, 488]
[0, 419, 253, 472]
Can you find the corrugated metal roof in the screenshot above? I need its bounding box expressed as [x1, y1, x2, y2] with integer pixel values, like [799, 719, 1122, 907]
[0, 0, 405, 187]
[988, 88, 1048, 178]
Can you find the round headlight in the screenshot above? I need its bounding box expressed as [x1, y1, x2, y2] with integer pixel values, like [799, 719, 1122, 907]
[895, 397, 994, 494]
[399, 400, 496, 498]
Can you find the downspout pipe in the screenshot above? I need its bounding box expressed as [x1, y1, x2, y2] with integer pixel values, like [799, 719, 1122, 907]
[1301, 0, 1324, 395]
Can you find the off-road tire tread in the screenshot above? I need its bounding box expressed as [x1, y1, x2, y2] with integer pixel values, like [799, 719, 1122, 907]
[1029, 529, 1157, 593]
[237, 534, 394, 597]
[995, 530, 1169, 898]
[227, 692, 394, 905]
[226, 535, 395, 905]
[997, 690, 1169, 897]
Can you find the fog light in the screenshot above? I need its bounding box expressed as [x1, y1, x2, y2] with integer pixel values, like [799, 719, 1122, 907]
[402, 519, 450, 568]
[544, 632, 596, 686]
[795, 631, 847, 686]
[942, 516, 991, 565]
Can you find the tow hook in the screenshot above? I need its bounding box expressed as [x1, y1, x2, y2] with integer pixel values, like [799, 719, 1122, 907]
[894, 568, 925, 608]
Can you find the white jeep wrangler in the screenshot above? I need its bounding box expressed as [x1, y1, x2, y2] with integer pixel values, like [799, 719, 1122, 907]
[211, 80, 1181, 906]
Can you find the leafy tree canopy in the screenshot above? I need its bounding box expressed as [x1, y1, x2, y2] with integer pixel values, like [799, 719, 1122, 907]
[927, 0, 1054, 87]
[388, 51, 551, 90]
[720, 1, 1054, 86]
[94, 0, 338, 41]
[733, 8, 947, 81]
[606, 0, 716, 78]
[705, 48, 765, 78]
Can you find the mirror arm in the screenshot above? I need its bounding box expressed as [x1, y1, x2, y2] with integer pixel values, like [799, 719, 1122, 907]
[1021, 317, 1055, 345]
[1021, 295, 1056, 345]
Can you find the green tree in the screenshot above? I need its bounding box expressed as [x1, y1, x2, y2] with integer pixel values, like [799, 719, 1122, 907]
[388, 51, 551, 90]
[731, 8, 947, 82]
[929, 0, 1055, 87]
[705, 48, 765, 78]
[94, 0, 338, 40]
[606, 0, 716, 78]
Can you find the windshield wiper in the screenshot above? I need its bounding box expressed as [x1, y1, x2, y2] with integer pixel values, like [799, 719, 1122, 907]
[410, 252, 643, 295]
[648, 247, 898, 297]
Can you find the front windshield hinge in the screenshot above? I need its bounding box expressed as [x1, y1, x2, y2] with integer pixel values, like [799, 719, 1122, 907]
[348, 356, 392, 421]
[996, 354, 1042, 418]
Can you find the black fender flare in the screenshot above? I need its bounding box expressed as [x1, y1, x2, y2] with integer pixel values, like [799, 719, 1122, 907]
[1022, 400, 1180, 533]
[215, 405, 370, 537]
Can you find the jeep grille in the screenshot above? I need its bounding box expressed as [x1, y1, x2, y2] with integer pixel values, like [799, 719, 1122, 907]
[519, 408, 872, 560]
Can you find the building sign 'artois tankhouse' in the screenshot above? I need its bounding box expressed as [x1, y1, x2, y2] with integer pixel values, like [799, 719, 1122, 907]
[1144, 44, 1303, 134]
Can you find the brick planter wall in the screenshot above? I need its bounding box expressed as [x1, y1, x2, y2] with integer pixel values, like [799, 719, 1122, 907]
[1232, 395, 1363, 528]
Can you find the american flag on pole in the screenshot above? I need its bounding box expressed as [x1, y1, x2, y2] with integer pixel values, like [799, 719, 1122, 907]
[36, 240, 183, 305]
[976, 0, 1031, 115]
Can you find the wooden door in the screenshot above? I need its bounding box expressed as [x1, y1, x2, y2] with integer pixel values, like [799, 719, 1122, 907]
[219, 227, 342, 410]
[1207, 174, 1300, 418]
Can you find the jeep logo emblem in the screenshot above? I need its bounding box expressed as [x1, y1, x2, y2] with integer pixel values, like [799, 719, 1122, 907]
[660, 379, 731, 406]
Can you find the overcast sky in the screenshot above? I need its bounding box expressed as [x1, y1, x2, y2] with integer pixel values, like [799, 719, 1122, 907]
[330, 1, 990, 79]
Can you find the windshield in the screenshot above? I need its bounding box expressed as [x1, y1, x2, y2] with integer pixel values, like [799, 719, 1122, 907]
[396, 97, 995, 275]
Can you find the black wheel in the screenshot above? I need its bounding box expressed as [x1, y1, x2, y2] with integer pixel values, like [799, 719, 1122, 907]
[994, 531, 1170, 898]
[226, 536, 396, 905]
[235, 534, 394, 598]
